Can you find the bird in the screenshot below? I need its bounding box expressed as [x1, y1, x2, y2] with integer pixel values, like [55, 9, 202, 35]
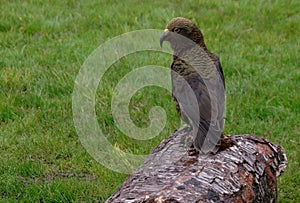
[160, 17, 225, 154]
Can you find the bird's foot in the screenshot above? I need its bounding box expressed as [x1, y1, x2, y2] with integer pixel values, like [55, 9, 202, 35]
[189, 143, 219, 156]
[187, 146, 199, 156]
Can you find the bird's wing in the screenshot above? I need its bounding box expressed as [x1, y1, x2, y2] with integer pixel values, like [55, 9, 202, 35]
[172, 47, 225, 153]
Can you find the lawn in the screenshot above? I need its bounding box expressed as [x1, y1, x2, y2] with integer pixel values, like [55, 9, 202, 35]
[0, 0, 299, 202]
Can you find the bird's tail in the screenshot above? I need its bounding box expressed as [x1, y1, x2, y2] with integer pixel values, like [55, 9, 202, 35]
[192, 120, 222, 154]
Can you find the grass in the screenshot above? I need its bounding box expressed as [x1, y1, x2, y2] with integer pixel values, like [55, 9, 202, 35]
[0, 0, 299, 202]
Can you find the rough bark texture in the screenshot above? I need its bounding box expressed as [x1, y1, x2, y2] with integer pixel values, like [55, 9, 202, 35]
[105, 125, 287, 203]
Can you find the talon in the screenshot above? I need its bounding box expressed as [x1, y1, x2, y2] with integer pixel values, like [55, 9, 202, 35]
[187, 145, 199, 156]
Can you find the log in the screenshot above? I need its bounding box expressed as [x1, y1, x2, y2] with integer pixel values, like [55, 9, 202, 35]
[105, 125, 287, 203]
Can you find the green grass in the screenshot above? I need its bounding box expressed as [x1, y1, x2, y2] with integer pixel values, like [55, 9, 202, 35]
[0, 0, 299, 202]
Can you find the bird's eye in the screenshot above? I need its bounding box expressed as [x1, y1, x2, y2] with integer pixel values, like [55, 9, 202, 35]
[173, 27, 180, 33]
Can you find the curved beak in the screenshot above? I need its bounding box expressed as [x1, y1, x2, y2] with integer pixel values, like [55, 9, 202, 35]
[160, 29, 170, 47]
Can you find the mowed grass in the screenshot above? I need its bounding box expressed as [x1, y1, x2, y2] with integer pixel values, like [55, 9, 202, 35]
[0, 0, 299, 202]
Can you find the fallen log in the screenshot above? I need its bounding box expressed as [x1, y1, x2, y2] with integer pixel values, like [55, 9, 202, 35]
[105, 125, 287, 203]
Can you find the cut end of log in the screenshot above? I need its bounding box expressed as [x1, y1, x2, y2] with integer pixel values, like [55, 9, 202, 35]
[106, 126, 288, 203]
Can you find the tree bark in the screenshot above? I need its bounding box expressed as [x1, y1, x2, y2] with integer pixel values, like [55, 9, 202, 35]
[105, 125, 287, 203]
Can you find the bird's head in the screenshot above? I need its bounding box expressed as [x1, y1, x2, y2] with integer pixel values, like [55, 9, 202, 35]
[160, 17, 206, 50]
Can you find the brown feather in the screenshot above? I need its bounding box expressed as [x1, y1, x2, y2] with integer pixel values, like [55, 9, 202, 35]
[163, 17, 225, 154]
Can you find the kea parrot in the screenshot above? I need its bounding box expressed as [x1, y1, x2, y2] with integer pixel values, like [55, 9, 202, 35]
[160, 17, 225, 154]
